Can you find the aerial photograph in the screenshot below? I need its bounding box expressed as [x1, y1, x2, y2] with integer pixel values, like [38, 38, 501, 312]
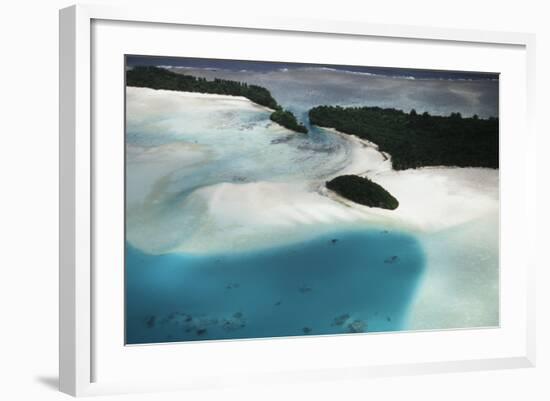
[124, 55, 499, 344]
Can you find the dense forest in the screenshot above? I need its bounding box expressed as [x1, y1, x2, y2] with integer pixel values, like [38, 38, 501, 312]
[126, 66, 307, 133]
[309, 105, 498, 170]
[127, 66, 278, 109]
[326, 175, 399, 210]
[270, 110, 308, 133]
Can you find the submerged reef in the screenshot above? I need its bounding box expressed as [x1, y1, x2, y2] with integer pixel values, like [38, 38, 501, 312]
[347, 320, 367, 333]
[331, 314, 351, 327]
[146, 310, 248, 339]
[144, 310, 376, 340]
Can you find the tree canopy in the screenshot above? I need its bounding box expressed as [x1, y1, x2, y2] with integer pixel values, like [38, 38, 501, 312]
[126, 66, 308, 133]
[326, 175, 399, 210]
[309, 105, 498, 170]
[270, 109, 308, 133]
[127, 66, 279, 109]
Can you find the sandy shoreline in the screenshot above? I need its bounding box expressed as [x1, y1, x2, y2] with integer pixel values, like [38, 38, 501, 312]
[125, 83, 499, 332]
[314, 126, 499, 331]
[127, 86, 274, 109]
[126, 87, 498, 253]
[316, 125, 499, 234]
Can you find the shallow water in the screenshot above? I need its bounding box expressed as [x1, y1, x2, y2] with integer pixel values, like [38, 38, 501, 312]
[124, 65, 500, 342]
[126, 230, 425, 344]
[125, 88, 359, 255]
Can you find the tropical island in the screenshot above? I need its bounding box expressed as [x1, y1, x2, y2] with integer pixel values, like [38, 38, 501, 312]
[270, 109, 308, 133]
[311, 105, 498, 209]
[126, 67, 498, 212]
[126, 66, 308, 134]
[309, 105, 498, 170]
[326, 175, 399, 210]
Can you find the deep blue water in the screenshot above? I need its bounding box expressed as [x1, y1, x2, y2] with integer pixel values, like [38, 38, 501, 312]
[126, 229, 425, 344]
[126, 55, 498, 81]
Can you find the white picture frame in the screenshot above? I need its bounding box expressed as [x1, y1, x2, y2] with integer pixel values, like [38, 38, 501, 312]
[59, 3, 536, 397]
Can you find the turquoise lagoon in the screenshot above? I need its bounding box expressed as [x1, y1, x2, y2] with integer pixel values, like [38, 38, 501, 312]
[126, 229, 425, 344]
[125, 64, 499, 344]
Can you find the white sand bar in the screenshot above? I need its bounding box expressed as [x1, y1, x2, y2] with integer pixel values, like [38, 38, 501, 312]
[126, 86, 499, 330]
[126, 86, 498, 253]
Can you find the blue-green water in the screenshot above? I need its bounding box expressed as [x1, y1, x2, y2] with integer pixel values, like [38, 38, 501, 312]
[125, 62, 500, 342]
[126, 229, 425, 344]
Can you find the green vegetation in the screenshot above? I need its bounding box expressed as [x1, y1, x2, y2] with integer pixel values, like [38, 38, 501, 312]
[309, 106, 498, 170]
[326, 175, 399, 210]
[270, 109, 308, 133]
[127, 66, 307, 133]
[127, 66, 278, 109]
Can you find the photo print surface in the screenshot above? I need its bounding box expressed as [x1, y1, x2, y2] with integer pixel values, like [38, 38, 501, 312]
[125, 56, 499, 344]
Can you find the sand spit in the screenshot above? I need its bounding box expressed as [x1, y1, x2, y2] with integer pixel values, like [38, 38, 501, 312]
[126, 87, 498, 254]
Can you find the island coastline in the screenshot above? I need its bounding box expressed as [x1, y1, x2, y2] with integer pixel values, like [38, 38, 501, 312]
[127, 66, 308, 134]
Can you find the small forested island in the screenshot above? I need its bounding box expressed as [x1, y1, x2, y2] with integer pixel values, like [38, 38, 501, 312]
[309, 105, 498, 170]
[270, 109, 308, 133]
[326, 175, 399, 210]
[127, 66, 308, 134]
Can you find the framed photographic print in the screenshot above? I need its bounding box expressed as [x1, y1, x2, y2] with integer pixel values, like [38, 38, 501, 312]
[59, 4, 536, 396]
